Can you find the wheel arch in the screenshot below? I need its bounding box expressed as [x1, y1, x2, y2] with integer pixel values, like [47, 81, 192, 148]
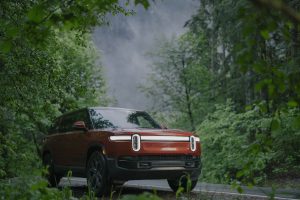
[42, 150, 51, 160]
[86, 144, 106, 166]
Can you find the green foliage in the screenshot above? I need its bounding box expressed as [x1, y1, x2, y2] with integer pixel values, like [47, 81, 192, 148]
[198, 101, 300, 185]
[143, 33, 214, 131]
[0, 29, 108, 179]
[134, 0, 150, 9]
[175, 174, 193, 199]
[120, 192, 162, 200]
[0, 0, 150, 198]
[0, 0, 144, 185]
[0, 176, 73, 200]
[0, 0, 149, 53]
[145, 0, 300, 188]
[0, 131, 41, 179]
[185, 0, 300, 112]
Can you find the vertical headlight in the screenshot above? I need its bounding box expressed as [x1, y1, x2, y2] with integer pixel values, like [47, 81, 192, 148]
[190, 136, 196, 151]
[132, 134, 141, 151]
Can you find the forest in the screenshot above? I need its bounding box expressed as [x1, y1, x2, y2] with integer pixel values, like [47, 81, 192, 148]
[0, 0, 300, 199]
[144, 0, 300, 188]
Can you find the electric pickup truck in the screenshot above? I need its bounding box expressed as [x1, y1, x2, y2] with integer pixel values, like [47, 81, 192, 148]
[42, 107, 201, 196]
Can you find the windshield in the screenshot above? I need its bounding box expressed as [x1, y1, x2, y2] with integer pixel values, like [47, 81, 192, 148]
[89, 108, 161, 129]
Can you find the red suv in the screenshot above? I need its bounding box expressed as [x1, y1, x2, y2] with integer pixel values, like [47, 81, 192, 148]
[42, 107, 202, 196]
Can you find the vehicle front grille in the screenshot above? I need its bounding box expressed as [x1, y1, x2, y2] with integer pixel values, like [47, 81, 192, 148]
[117, 155, 200, 169]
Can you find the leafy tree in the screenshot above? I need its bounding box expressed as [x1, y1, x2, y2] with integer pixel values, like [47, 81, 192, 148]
[146, 0, 300, 187]
[143, 33, 213, 131]
[0, 0, 153, 198]
[0, 0, 150, 180]
[0, 0, 149, 53]
[186, 0, 300, 112]
[0, 29, 107, 179]
[198, 102, 300, 185]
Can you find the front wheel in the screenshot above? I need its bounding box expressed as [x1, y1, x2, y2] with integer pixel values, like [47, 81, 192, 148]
[86, 151, 109, 197]
[167, 176, 198, 193]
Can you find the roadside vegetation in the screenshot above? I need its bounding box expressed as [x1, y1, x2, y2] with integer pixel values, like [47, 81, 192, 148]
[144, 0, 300, 189]
[0, 0, 149, 199]
[0, 0, 300, 199]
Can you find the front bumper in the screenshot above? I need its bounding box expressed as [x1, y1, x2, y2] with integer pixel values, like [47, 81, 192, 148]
[106, 155, 202, 181]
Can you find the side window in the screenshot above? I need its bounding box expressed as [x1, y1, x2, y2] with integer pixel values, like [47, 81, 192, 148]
[76, 110, 92, 129]
[59, 109, 92, 132]
[59, 114, 75, 133]
[89, 109, 115, 129]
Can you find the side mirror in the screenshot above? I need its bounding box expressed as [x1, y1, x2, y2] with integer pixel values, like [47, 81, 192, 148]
[160, 124, 168, 129]
[73, 121, 88, 131]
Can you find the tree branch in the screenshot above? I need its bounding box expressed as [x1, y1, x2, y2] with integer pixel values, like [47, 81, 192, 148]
[250, 0, 300, 23]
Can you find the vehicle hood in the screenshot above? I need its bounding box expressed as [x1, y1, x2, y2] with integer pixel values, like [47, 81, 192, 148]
[113, 128, 194, 137]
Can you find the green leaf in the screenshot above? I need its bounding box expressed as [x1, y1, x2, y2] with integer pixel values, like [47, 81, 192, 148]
[288, 101, 298, 108]
[245, 105, 252, 111]
[0, 40, 12, 53]
[268, 84, 275, 97]
[260, 30, 270, 40]
[292, 116, 300, 129]
[134, 0, 150, 9]
[237, 186, 244, 193]
[236, 170, 244, 178]
[7, 27, 19, 37]
[176, 186, 184, 198]
[271, 119, 280, 131]
[27, 5, 45, 23]
[255, 81, 264, 91]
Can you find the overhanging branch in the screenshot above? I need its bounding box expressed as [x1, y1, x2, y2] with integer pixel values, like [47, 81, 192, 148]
[251, 0, 300, 23]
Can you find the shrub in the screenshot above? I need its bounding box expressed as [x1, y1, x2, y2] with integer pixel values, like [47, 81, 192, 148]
[197, 101, 300, 185]
[120, 192, 162, 200]
[0, 176, 72, 200]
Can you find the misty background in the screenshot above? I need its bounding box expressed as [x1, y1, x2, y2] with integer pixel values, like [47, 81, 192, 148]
[92, 0, 199, 110]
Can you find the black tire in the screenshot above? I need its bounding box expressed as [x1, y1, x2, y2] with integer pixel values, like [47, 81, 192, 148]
[86, 151, 109, 197]
[43, 153, 62, 187]
[167, 176, 198, 193]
